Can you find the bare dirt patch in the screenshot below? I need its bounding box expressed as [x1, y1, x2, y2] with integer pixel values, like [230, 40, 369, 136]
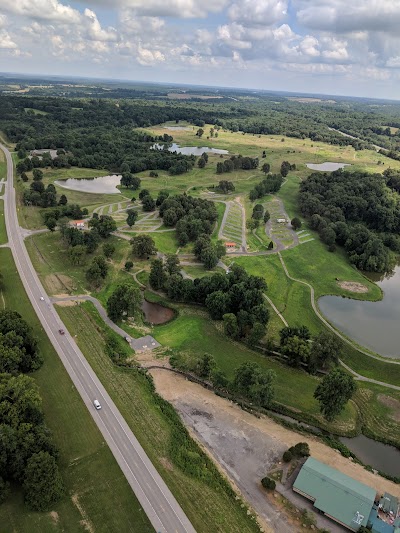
[44, 274, 74, 294]
[159, 457, 174, 471]
[150, 369, 400, 498]
[72, 494, 94, 533]
[54, 300, 77, 307]
[49, 511, 59, 524]
[378, 394, 400, 422]
[337, 280, 369, 293]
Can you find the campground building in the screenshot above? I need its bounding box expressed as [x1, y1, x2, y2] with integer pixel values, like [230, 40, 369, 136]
[293, 457, 376, 531]
[293, 458, 400, 532]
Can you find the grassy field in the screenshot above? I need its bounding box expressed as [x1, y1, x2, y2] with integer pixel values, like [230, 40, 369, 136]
[17, 166, 127, 229]
[25, 232, 132, 297]
[0, 248, 153, 533]
[57, 302, 261, 533]
[153, 306, 356, 432]
[0, 199, 7, 245]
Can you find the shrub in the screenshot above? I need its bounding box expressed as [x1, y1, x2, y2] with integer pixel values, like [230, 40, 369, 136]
[283, 450, 293, 463]
[261, 477, 276, 490]
[289, 442, 310, 458]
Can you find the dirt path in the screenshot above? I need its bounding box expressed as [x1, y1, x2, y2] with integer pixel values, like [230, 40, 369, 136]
[150, 369, 400, 501]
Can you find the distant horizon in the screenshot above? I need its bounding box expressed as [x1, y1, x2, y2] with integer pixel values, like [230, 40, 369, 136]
[1, 70, 400, 104]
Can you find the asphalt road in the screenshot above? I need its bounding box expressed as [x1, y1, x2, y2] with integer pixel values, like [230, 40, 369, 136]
[1, 143, 196, 533]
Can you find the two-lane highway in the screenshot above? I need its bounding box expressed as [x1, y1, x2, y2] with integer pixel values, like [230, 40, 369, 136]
[1, 143, 196, 533]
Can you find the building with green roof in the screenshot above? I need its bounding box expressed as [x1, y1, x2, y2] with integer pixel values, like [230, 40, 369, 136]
[293, 457, 377, 531]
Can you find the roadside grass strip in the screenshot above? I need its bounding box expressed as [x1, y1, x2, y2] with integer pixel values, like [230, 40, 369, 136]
[0, 248, 152, 533]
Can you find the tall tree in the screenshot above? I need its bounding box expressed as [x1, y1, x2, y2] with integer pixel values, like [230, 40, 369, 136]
[106, 282, 142, 321]
[310, 331, 343, 372]
[126, 209, 138, 227]
[149, 259, 167, 290]
[314, 369, 356, 422]
[131, 235, 157, 258]
[23, 451, 64, 511]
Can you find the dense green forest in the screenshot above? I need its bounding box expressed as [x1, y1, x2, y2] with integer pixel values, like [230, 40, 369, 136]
[299, 169, 400, 272]
[1, 91, 400, 161]
[0, 311, 63, 510]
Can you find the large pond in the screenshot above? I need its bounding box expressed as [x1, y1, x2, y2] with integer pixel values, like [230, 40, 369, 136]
[306, 162, 351, 171]
[319, 265, 400, 358]
[164, 126, 192, 131]
[152, 143, 229, 155]
[141, 299, 174, 325]
[340, 435, 400, 477]
[55, 175, 121, 194]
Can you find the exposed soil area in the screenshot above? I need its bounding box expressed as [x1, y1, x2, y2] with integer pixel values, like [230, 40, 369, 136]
[44, 274, 74, 294]
[150, 369, 400, 503]
[337, 281, 369, 293]
[378, 394, 400, 422]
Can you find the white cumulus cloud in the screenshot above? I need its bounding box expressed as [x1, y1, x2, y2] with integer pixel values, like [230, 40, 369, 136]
[228, 0, 287, 26]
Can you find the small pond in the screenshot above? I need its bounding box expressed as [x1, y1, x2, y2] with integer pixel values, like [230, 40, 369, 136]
[306, 162, 351, 171]
[163, 126, 192, 131]
[141, 299, 174, 325]
[272, 412, 400, 476]
[55, 175, 122, 194]
[340, 435, 400, 477]
[318, 265, 400, 358]
[152, 142, 229, 155]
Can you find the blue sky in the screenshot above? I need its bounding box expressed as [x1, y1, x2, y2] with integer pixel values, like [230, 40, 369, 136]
[0, 0, 399, 98]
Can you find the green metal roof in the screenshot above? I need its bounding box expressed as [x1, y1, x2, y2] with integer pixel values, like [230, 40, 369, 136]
[293, 457, 376, 529]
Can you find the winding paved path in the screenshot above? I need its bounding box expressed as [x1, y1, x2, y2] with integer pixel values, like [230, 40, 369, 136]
[276, 252, 400, 390]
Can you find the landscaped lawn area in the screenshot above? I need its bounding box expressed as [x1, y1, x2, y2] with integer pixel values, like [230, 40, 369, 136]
[0, 248, 153, 533]
[57, 302, 260, 533]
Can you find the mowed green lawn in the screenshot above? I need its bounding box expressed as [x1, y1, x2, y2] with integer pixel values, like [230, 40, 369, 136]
[153, 307, 356, 433]
[0, 199, 7, 245]
[0, 248, 153, 533]
[57, 302, 260, 533]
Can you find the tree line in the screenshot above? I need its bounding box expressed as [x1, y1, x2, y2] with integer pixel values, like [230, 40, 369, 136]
[0, 310, 64, 509]
[299, 169, 400, 272]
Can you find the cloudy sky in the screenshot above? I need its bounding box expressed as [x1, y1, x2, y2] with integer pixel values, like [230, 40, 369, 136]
[0, 0, 399, 98]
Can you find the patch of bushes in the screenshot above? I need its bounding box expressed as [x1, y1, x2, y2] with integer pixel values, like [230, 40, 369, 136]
[261, 477, 276, 490]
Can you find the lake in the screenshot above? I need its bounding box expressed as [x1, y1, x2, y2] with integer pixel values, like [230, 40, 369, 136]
[152, 143, 229, 155]
[340, 435, 400, 477]
[55, 175, 122, 194]
[318, 265, 400, 358]
[306, 162, 351, 171]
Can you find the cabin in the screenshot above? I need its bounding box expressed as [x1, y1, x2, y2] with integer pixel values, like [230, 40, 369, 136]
[225, 242, 236, 250]
[71, 220, 85, 230]
[293, 457, 376, 531]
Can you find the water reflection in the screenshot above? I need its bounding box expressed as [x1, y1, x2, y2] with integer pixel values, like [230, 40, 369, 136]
[152, 143, 229, 155]
[319, 264, 400, 358]
[306, 162, 351, 171]
[55, 175, 122, 194]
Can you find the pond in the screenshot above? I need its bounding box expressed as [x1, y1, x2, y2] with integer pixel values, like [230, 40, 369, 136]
[340, 435, 400, 477]
[55, 175, 122, 194]
[141, 299, 174, 325]
[163, 126, 192, 131]
[271, 412, 400, 476]
[306, 162, 351, 171]
[152, 143, 229, 155]
[318, 265, 400, 358]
